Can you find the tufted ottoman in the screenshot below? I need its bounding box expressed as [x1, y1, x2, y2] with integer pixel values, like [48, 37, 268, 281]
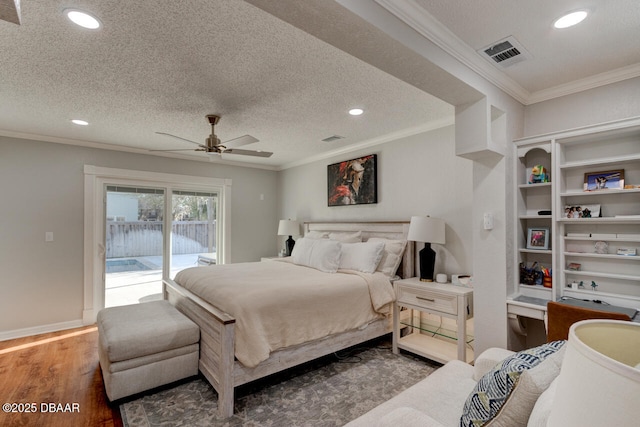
[97, 300, 200, 401]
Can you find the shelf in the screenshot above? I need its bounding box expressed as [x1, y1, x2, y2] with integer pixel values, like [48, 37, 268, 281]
[560, 188, 640, 197]
[563, 236, 640, 243]
[563, 269, 640, 281]
[559, 152, 640, 170]
[558, 217, 640, 224]
[396, 333, 474, 364]
[564, 252, 640, 261]
[518, 182, 552, 189]
[519, 215, 552, 220]
[519, 248, 553, 255]
[400, 317, 474, 344]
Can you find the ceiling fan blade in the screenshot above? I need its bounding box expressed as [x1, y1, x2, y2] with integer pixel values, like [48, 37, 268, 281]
[223, 148, 273, 158]
[149, 148, 206, 152]
[222, 134, 259, 148]
[155, 132, 204, 148]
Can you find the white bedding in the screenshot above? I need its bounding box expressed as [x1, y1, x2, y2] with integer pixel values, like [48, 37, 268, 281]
[173, 258, 395, 368]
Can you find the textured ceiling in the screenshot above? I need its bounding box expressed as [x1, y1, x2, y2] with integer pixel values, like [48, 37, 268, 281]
[408, 0, 640, 100]
[0, 0, 452, 169]
[1, 0, 638, 169]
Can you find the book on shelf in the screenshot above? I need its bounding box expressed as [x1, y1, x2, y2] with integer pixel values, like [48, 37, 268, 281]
[590, 233, 617, 239]
[567, 263, 581, 271]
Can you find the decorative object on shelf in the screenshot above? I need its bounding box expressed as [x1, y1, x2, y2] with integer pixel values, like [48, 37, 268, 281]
[327, 154, 377, 206]
[567, 263, 581, 271]
[563, 204, 600, 218]
[594, 241, 609, 254]
[526, 227, 549, 250]
[617, 248, 638, 256]
[436, 273, 447, 283]
[519, 262, 542, 286]
[528, 164, 549, 184]
[277, 219, 300, 256]
[408, 216, 446, 282]
[583, 169, 625, 191]
[537, 210, 552, 215]
[591, 281, 598, 291]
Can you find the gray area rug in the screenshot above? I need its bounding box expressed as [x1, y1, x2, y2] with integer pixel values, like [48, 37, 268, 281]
[120, 338, 439, 426]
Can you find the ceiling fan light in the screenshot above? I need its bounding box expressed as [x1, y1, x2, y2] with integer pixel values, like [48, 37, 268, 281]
[65, 9, 101, 30]
[553, 10, 588, 29]
[71, 119, 89, 126]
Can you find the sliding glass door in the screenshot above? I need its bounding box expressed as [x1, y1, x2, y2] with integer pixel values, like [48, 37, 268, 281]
[104, 186, 165, 308]
[170, 190, 219, 279]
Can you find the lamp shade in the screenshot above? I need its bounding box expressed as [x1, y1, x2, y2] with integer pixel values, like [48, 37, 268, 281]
[408, 216, 445, 244]
[548, 319, 640, 427]
[277, 219, 300, 236]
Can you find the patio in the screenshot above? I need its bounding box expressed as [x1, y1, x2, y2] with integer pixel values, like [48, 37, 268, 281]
[105, 254, 202, 307]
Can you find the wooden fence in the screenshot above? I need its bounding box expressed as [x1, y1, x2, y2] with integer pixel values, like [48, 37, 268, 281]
[106, 221, 215, 258]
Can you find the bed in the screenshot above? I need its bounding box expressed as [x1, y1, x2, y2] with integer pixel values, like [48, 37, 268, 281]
[163, 221, 415, 417]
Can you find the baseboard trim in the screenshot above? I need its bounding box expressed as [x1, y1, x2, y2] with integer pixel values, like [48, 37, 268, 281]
[0, 319, 87, 341]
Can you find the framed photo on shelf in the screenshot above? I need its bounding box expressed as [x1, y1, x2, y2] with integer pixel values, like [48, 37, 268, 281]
[563, 204, 601, 219]
[526, 227, 550, 250]
[584, 169, 624, 191]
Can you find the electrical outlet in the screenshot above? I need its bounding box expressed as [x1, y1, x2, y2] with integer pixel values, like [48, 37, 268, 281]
[45, 232, 54, 242]
[483, 213, 494, 230]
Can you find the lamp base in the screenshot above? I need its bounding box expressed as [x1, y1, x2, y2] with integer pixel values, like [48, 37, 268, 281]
[418, 243, 436, 282]
[285, 236, 296, 257]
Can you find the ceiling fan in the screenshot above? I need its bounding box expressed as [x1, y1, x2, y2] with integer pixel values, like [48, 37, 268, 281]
[152, 114, 273, 158]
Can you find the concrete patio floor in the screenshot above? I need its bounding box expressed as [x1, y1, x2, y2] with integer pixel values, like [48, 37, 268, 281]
[105, 254, 201, 307]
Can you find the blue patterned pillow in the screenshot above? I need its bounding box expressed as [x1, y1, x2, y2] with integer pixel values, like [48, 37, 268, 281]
[460, 341, 565, 427]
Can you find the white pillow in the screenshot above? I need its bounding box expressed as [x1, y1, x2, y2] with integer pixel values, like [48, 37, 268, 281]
[367, 237, 407, 277]
[339, 241, 385, 273]
[291, 237, 342, 273]
[328, 231, 362, 243]
[305, 230, 329, 239]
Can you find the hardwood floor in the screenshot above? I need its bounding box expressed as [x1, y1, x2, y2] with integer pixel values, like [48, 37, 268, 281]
[0, 326, 122, 427]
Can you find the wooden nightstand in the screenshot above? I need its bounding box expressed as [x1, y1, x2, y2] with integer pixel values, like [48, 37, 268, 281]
[393, 278, 474, 364]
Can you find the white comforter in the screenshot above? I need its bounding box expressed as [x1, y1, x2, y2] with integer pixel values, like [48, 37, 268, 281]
[173, 259, 395, 368]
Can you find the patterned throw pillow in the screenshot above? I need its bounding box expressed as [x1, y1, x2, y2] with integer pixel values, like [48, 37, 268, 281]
[460, 340, 566, 427]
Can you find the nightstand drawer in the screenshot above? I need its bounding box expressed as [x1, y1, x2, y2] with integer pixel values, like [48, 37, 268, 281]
[396, 285, 458, 315]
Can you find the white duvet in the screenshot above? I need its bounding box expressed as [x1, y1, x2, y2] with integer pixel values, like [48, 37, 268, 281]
[173, 258, 395, 368]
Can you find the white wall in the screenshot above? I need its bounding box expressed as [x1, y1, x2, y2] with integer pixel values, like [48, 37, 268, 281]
[278, 125, 474, 280]
[0, 137, 278, 335]
[524, 77, 640, 137]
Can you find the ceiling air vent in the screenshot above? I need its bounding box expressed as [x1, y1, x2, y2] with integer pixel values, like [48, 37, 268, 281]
[321, 135, 344, 142]
[478, 36, 531, 68]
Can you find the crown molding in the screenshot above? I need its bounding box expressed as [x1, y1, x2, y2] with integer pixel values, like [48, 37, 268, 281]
[527, 63, 640, 104]
[279, 116, 454, 170]
[374, 0, 640, 106]
[0, 129, 280, 171]
[374, 0, 530, 104]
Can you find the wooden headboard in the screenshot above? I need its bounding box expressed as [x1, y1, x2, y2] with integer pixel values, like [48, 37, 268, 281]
[303, 221, 415, 279]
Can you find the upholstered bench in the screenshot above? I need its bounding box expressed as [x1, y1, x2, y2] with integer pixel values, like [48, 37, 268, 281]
[97, 300, 200, 401]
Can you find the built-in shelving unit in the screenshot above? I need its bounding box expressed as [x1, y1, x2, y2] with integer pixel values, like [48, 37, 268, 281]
[510, 117, 640, 318]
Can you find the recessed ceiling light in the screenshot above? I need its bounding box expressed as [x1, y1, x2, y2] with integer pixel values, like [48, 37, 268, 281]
[71, 119, 89, 126]
[553, 10, 588, 29]
[349, 108, 364, 116]
[65, 9, 101, 30]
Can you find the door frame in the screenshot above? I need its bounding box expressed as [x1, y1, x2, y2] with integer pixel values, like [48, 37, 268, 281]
[83, 165, 231, 323]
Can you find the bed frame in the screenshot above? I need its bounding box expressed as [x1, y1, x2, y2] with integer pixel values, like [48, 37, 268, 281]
[163, 221, 414, 418]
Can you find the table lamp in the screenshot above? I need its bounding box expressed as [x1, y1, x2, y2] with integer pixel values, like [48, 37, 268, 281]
[408, 216, 446, 282]
[278, 219, 300, 256]
[548, 319, 640, 427]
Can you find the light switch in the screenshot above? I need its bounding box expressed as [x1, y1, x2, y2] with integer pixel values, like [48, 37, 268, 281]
[45, 232, 54, 242]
